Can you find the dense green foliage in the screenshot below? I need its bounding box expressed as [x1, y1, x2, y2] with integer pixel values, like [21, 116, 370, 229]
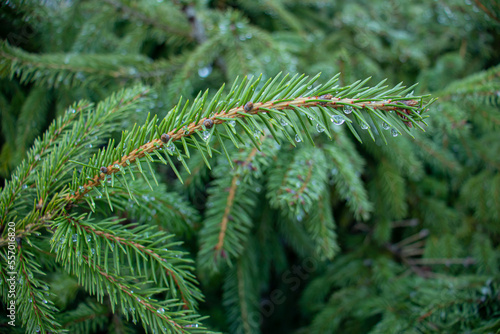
[0, 0, 499, 333]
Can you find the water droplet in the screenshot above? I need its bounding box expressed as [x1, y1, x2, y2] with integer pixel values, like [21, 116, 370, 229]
[128, 67, 138, 76]
[381, 122, 390, 130]
[331, 115, 345, 125]
[29, 298, 32, 303]
[157, 308, 165, 314]
[391, 128, 398, 137]
[43, 299, 47, 304]
[137, 297, 141, 302]
[166, 143, 175, 153]
[72, 234, 77, 242]
[280, 118, 288, 126]
[87, 236, 91, 242]
[202, 131, 210, 141]
[229, 120, 236, 127]
[22, 184, 28, 189]
[295, 134, 302, 142]
[198, 66, 212, 78]
[316, 124, 325, 133]
[343, 105, 353, 114]
[360, 123, 369, 130]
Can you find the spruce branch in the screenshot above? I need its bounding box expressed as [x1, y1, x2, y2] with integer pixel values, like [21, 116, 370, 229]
[222, 241, 260, 334]
[1, 85, 153, 242]
[303, 191, 339, 261]
[52, 214, 202, 309]
[324, 133, 373, 221]
[436, 64, 500, 107]
[51, 215, 210, 333]
[67, 73, 433, 207]
[59, 301, 109, 333]
[267, 146, 328, 218]
[102, 0, 193, 40]
[0, 41, 176, 88]
[16, 243, 61, 333]
[0, 100, 92, 227]
[197, 139, 276, 272]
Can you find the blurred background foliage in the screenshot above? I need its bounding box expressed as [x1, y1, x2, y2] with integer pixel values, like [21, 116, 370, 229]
[1, 0, 499, 333]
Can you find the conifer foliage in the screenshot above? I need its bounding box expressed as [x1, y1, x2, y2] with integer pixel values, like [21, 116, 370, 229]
[1, 0, 499, 333]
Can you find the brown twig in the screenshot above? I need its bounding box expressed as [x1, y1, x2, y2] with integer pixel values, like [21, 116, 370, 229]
[216, 146, 259, 251]
[473, 0, 500, 23]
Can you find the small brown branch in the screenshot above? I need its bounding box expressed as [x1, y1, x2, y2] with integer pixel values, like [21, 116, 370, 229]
[216, 176, 238, 253]
[215, 146, 259, 251]
[391, 218, 419, 228]
[295, 160, 314, 201]
[473, 0, 500, 23]
[394, 229, 429, 248]
[407, 257, 476, 266]
[62, 311, 110, 328]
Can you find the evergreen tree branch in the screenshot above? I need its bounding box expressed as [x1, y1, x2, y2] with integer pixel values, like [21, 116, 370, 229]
[223, 241, 259, 334]
[102, 0, 193, 40]
[1, 85, 152, 243]
[267, 146, 328, 218]
[0, 41, 175, 88]
[51, 215, 209, 333]
[16, 243, 61, 333]
[198, 135, 277, 272]
[67, 73, 431, 206]
[0, 100, 92, 227]
[52, 214, 202, 309]
[59, 301, 109, 333]
[303, 191, 339, 261]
